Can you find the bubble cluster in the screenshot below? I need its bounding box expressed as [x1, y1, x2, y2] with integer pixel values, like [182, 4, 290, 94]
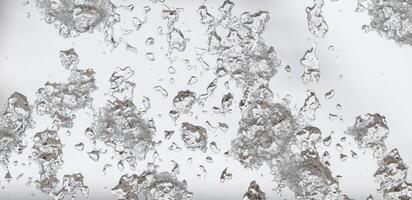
[35, 49, 97, 129]
[112, 170, 193, 200]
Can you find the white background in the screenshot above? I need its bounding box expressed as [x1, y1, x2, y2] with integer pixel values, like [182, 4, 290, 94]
[1, 0, 412, 199]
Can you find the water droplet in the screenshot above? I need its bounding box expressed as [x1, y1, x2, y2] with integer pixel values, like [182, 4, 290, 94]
[146, 52, 155, 61]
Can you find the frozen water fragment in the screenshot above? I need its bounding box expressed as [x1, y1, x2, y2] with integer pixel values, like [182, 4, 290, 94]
[125, 43, 138, 54]
[145, 37, 155, 46]
[103, 164, 112, 175]
[32, 129, 63, 194]
[172, 90, 197, 113]
[132, 17, 144, 31]
[181, 122, 208, 151]
[350, 150, 358, 159]
[54, 173, 89, 200]
[167, 28, 187, 52]
[300, 45, 320, 85]
[306, 0, 329, 38]
[34, 0, 120, 40]
[168, 66, 176, 74]
[162, 7, 180, 29]
[59, 48, 79, 70]
[187, 76, 198, 85]
[91, 67, 155, 168]
[74, 142, 85, 151]
[357, 0, 412, 46]
[243, 181, 266, 200]
[221, 93, 233, 113]
[0, 92, 34, 166]
[164, 130, 175, 140]
[154, 86, 169, 98]
[336, 143, 343, 152]
[205, 156, 213, 163]
[112, 170, 193, 200]
[209, 141, 221, 154]
[169, 110, 180, 122]
[171, 160, 180, 175]
[146, 52, 156, 61]
[346, 113, 389, 157]
[87, 150, 100, 162]
[299, 90, 321, 121]
[220, 167, 233, 183]
[323, 135, 332, 147]
[168, 142, 182, 153]
[340, 154, 348, 162]
[218, 122, 229, 132]
[375, 149, 408, 192]
[325, 89, 335, 100]
[231, 101, 298, 169]
[118, 4, 134, 11]
[35, 54, 97, 128]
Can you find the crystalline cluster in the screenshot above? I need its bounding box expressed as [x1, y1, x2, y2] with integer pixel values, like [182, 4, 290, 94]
[374, 149, 412, 199]
[35, 49, 97, 129]
[0, 93, 34, 167]
[32, 129, 64, 194]
[243, 181, 266, 200]
[300, 45, 320, 85]
[112, 170, 193, 200]
[357, 0, 412, 46]
[198, 1, 340, 199]
[346, 113, 389, 157]
[34, 0, 120, 40]
[90, 66, 155, 168]
[306, 0, 329, 38]
[198, 1, 279, 90]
